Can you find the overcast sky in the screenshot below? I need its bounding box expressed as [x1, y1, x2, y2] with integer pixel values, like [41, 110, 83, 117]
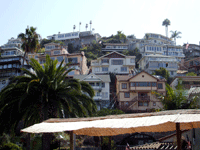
[0, 0, 199, 46]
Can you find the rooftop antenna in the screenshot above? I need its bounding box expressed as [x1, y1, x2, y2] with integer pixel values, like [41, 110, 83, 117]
[90, 20, 92, 31]
[85, 24, 88, 31]
[79, 22, 81, 32]
[73, 25, 76, 32]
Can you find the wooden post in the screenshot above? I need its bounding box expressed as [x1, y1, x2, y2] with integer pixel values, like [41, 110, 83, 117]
[176, 123, 182, 150]
[42, 133, 51, 150]
[26, 133, 30, 150]
[108, 136, 112, 150]
[70, 131, 76, 150]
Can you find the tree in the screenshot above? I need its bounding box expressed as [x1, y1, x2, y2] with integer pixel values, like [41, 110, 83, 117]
[80, 41, 102, 66]
[0, 55, 97, 134]
[153, 84, 199, 110]
[122, 48, 142, 68]
[18, 26, 40, 66]
[162, 19, 171, 37]
[68, 43, 74, 53]
[186, 72, 197, 76]
[113, 31, 126, 43]
[153, 67, 170, 84]
[170, 30, 181, 45]
[144, 33, 150, 40]
[95, 108, 124, 117]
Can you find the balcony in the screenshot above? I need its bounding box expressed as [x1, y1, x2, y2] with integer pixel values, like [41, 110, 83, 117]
[118, 96, 153, 112]
[93, 96, 101, 101]
[92, 86, 102, 90]
[130, 86, 157, 91]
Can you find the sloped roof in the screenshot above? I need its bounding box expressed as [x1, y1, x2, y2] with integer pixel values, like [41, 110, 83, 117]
[116, 71, 166, 82]
[73, 73, 111, 82]
[98, 51, 126, 59]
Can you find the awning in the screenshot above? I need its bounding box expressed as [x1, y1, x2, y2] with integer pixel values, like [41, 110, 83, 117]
[21, 112, 200, 136]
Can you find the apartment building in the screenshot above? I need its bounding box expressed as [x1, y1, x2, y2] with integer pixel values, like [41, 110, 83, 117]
[0, 37, 32, 91]
[138, 54, 178, 77]
[47, 31, 101, 48]
[180, 57, 200, 75]
[183, 43, 200, 59]
[28, 42, 88, 75]
[129, 33, 184, 62]
[170, 76, 200, 90]
[91, 51, 136, 75]
[73, 73, 111, 110]
[116, 71, 166, 113]
[101, 43, 128, 52]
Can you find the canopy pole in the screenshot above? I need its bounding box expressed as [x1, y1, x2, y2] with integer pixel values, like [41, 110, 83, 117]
[26, 133, 30, 150]
[108, 136, 112, 150]
[70, 131, 76, 150]
[176, 123, 182, 150]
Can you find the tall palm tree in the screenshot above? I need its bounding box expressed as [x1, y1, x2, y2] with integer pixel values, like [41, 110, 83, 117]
[162, 19, 171, 37]
[18, 26, 40, 66]
[170, 30, 182, 45]
[0, 55, 97, 134]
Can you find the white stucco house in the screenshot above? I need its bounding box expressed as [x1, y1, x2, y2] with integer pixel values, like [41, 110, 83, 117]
[73, 73, 111, 110]
[90, 51, 136, 75]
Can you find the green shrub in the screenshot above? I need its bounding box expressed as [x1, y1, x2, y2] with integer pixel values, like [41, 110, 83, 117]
[0, 142, 22, 150]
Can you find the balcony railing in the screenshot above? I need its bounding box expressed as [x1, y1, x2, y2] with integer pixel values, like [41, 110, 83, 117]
[118, 96, 152, 112]
[92, 86, 102, 90]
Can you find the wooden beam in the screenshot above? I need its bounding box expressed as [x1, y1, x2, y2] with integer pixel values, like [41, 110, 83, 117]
[70, 131, 76, 150]
[26, 133, 30, 150]
[176, 123, 182, 150]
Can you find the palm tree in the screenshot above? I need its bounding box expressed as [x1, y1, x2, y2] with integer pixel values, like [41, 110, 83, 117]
[0, 55, 97, 134]
[170, 30, 182, 45]
[18, 26, 40, 66]
[162, 19, 171, 37]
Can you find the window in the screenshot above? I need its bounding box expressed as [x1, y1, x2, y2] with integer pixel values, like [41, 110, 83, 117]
[121, 67, 127, 72]
[54, 50, 60, 55]
[171, 71, 174, 75]
[89, 83, 95, 86]
[57, 56, 63, 62]
[130, 82, 135, 87]
[102, 83, 105, 88]
[124, 92, 130, 98]
[152, 82, 157, 87]
[102, 67, 108, 72]
[102, 59, 109, 63]
[45, 52, 51, 55]
[95, 67, 100, 72]
[111, 60, 123, 65]
[96, 92, 100, 96]
[96, 82, 100, 86]
[138, 102, 143, 106]
[143, 102, 148, 106]
[50, 57, 55, 60]
[158, 83, 163, 89]
[122, 83, 127, 89]
[68, 57, 78, 63]
[102, 92, 108, 98]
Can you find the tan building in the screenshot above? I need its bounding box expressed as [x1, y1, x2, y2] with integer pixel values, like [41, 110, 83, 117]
[28, 43, 88, 75]
[116, 71, 166, 113]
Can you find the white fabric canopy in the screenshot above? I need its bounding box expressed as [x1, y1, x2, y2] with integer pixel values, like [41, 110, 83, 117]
[21, 114, 200, 136]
